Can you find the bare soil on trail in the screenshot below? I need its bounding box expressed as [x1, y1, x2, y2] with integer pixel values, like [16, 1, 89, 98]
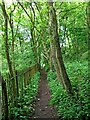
[32, 69, 58, 119]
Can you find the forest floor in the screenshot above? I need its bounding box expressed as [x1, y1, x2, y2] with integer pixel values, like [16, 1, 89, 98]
[32, 69, 58, 119]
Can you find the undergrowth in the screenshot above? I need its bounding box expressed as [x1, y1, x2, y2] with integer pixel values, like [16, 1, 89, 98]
[47, 60, 90, 120]
[8, 72, 40, 120]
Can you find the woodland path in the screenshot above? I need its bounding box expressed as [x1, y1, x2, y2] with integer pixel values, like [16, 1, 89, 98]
[32, 69, 58, 119]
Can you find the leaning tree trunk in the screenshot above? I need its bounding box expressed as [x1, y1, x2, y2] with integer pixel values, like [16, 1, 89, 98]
[48, 2, 73, 95]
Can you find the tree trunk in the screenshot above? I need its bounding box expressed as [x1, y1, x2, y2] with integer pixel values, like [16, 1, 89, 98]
[0, 74, 2, 120]
[9, 13, 15, 71]
[1, 74, 9, 120]
[1, 2, 14, 79]
[48, 2, 73, 95]
[1, 2, 16, 104]
[15, 71, 19, 97]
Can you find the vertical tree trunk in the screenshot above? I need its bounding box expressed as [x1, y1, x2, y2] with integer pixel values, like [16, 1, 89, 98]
[31, 29, 37, 61]
[9, 13, 15, 70]
[1, 2, 16, 104]
[24, 72, 27, 88]
[49, 48, 53, 70]
[15, 71, 19, 97]
[1, 2, 14, 79]
[0, 74, 2, 120]
[1, 74, 9, 120]
[48, 2, 73, 95]
[9, 14, 14, 53]
[30, 2, 38, 63]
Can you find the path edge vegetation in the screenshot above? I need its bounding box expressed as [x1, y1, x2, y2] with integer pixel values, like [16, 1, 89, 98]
[0, 1, 90, 120]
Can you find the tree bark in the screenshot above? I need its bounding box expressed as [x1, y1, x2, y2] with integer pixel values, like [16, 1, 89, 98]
[0, 74, 2, 120]
[1, 2, 14, 78]
[48, 2, 73, 95]
[15, 71, 19, 97]
[1, 2, 16, 104]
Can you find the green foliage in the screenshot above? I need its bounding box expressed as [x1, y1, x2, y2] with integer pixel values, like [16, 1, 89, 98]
[81, 50, 90, 60]
[59, 2, 87, 59]
[0, 1, 89, 120]
[8, 72, 40, 120]
[47, 60, 90, 120]
[14, 44, 35, 71]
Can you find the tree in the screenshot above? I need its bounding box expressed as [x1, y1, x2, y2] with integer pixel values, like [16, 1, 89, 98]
[1, 1, 16, 106]
[48, 2, 73, 95]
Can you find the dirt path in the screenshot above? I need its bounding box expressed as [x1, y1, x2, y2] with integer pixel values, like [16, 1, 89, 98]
[32, 69, 58, 118]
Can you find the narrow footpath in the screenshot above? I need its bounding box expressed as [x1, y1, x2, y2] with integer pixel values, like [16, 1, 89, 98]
[32, 69, 58, 118]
